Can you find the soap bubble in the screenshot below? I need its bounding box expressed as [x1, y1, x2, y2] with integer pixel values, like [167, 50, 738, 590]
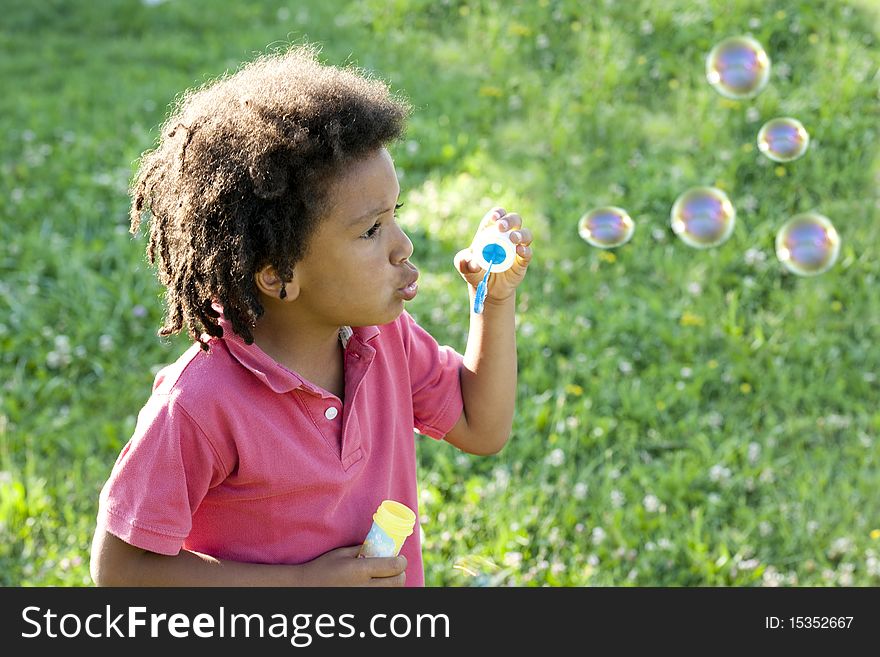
[706, 36, 771, 99]
[775, 213, 840, 276]
[757, 117, 810, 162]
[670, 187, 736, 248]
[577, 206, 635, 248]
[452, 555, 508, 587]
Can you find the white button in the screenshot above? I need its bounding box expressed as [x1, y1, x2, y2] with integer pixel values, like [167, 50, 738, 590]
[324, 407, 339, 420]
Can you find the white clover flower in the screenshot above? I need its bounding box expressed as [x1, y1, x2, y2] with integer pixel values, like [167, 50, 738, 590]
[493, 467, 510, 489]
[747, 442, 761, 464]
[746, 107, 761, 123]
[762, 566, 784, 587]
[705, 411, 723, 429]
[45, 351, 60, 369]
[98, 334, 114, 352]
[829, 537, 854, 559]
[610, 489, 625, 508]
[741, 195, 759, 212]
[759, 468, 775, 484]
[591, 526, 606, 545]
[709, 464, 732, 483]
[618, 360, 633, 375]
[503, 551, 523, 568]
[643, 494, 660, 513]
[546, 448, 565, 467]
[573, 482, 588, 500]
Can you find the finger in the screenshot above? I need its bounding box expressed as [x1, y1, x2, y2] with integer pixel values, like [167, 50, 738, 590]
[477, 207, 507, 233]
[498, 212, 521, 232]
[369, 572, 407, 587]
[365, 556, 407, 579]
[515, 244, 533, 264]
[509, 226, 532, 246]
[453, 248, 482, 275]
[483, 206, 506, 223]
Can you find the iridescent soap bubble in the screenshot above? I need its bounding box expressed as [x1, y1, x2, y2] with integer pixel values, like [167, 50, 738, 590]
[757, 117, 810, 162]
[452, 555, 507, 587]
[706, 36, 771, 99]
[670, 187, 736, 248]
[775, 213, 840, 276]
[577, 206, 635, 249]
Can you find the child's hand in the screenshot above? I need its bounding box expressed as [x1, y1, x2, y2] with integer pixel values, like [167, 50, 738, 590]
[300, 545, 407, 587]
[454, 207, 533, 304]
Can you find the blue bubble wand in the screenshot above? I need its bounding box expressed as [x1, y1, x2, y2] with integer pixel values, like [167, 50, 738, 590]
[473, 243, 507, 314]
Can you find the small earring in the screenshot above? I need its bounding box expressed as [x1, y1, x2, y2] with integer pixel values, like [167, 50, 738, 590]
[279, 282, 287, 299]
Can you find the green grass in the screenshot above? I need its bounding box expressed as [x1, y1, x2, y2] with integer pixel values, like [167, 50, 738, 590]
[1, 0, 878, 586]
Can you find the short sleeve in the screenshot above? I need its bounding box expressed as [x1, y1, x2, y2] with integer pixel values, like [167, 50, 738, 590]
[399, 312, 464, 440]
[96, 392, 229, 555]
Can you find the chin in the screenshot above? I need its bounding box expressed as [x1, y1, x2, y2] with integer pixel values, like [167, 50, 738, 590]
[349, 303, 404, 328]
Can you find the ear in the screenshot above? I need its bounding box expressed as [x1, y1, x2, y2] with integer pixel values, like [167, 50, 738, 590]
[255, 265, 299, 301]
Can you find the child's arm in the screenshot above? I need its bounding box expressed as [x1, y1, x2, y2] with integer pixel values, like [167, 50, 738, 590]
[90, 529, 407, 587]
[444, 208, 533, 456]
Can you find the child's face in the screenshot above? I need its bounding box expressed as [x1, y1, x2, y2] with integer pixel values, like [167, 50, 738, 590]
[290, 147, 418, 327]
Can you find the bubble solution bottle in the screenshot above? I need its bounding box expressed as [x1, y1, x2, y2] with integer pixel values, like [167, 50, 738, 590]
[358, 500, 416, 558]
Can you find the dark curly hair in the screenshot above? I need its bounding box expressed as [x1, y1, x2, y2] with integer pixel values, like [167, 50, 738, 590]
[129, 44, 410, 350]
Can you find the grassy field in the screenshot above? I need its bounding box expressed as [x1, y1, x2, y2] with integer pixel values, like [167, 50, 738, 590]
[1, 0, 878, 586]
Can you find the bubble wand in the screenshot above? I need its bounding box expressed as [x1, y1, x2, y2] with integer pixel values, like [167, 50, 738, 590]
[473, 243, 507, 314]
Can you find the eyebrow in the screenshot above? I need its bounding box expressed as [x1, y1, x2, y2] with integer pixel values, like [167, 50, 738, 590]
[347, 201, 399, 227]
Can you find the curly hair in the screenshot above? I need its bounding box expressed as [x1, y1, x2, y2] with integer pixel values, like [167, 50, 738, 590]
[129, 44, 410, 350]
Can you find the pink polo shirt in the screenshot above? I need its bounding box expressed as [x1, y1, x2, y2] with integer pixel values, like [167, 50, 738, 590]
[96, 311, 464, 587]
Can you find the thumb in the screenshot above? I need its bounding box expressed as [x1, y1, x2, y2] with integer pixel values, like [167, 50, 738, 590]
[453, 248, 482, 276]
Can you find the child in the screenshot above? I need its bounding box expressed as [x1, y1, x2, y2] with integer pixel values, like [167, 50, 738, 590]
[90, 45, 533, 587]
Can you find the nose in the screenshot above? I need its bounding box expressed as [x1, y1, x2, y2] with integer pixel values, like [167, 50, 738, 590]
[390, 221, 414, 264]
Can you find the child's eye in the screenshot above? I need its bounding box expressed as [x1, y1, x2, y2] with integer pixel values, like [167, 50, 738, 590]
[361, 203, 403, 239]
[361, 221, 382, 239]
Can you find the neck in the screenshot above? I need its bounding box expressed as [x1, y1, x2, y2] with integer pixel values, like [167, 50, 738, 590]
[250, 305, 343, 379]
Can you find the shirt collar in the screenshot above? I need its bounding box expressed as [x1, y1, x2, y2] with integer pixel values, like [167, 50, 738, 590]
[211, 315, 380, 395]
